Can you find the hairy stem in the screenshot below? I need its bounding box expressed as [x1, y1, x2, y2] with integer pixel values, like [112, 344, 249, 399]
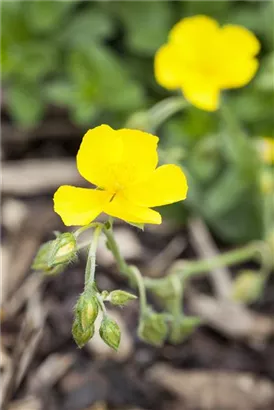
[84, 225, 103, 288]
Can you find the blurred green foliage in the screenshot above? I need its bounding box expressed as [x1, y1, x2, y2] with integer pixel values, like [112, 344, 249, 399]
[2, 1, 273, 131]
[1, 0, 274, 244]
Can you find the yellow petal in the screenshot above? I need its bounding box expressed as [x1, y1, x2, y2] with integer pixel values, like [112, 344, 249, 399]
[217, 25, 260, 88]
[124, 164, 188, 207]
[154, 44, 183, 89]
[169, 15, 219, 59]
[117, 129, 159, 187]
[54, 186, 112, 226]
[77, 125, 159, 192]
[221, 25, 260, 57]
[182, 80, 220, 111]
[77, 124, 123, 190]
[104, 193, 161, 225]
[219, 58, 259, 89]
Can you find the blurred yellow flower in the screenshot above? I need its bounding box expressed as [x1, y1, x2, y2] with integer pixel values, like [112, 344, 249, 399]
[54, 125, 188, 226]
[256, 137, 274, 165]
[155, 15, 260, 111]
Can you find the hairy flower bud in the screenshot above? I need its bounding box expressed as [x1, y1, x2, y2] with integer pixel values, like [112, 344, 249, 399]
[99, 316, 121, 351]
[75, 293, 99, 332]
[107, 290, 137, 306]
[32, 241, 66, 275]
[138, 311, 168, 347]
[72, 319, 94, 348]
[48, 232, 77, 267]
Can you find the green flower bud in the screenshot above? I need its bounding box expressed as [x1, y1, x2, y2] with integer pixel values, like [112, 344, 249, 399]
[232, 270, 264, 303]
[169, 316, 201, 344]
[48, 232, 77, 267]
[138, 311, 168, 347]
[99, 316, 121, 351]
[72, 319, 94, 348]
[75, 293, 99, 332]
[107, 290, 137, 306]
[32, 241, 66, 275]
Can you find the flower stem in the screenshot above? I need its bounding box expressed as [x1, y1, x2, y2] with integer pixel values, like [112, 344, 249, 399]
[129, 266, 147, 315]
[96, 292, 107, 317]
[74, 222, 100, 239]
[84, 225, 103, 288]
[102, 224, 129, 276]
[144, 241, 270, 290]
[102, 222, 148, 313]
[148, 96, 188, 132]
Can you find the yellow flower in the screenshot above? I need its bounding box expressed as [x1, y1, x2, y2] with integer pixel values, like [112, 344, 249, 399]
[155, 15, 260, 111]
[256, 137, 274, 165]
[54, 125, 188, 226]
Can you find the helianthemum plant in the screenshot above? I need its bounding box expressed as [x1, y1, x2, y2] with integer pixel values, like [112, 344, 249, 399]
[32, 125, 188, 349]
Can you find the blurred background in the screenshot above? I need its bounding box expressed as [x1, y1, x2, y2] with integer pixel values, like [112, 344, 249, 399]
[1, 1, 274, 410]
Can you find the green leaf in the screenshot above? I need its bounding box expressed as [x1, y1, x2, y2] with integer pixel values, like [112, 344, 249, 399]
[67, 46, 145, 113]
[255, 53, 274, 92]
[24, 1, 76, 33]
[60, 7, 114, 48]
[182, 0, 231, 23]
[45, 81, 75, 106]
[138, 310, 168, 347]
[7, 84, 45, 127]
[107, 1, 173, 55]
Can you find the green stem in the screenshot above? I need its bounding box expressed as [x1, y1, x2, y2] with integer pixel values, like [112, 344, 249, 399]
[129, 265, 147, 315]
[144, 241, 268, 290]
[148, 96, 188, 132]
[84, 225, 103, 288]
[103, 224, 129, 276]
[74, 222, 100, 239]
[170, 275, 183, 317]
[102, 222, 148, 314]
[96, 292, 107, 317]
[220, 102, 247, 142]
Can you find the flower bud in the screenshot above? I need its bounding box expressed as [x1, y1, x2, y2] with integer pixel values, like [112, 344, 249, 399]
[138, 311, 167, 347]
[107, 290, 137, 306]
[75, 293, 99, 332]
[232, 270, 264, 303]
[32, 241, 66, 275]
[99, 316, 121, 351]
[72, 319, 94, 348]
[48, 232, 77, 267]
[169, 316, 201, 344]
